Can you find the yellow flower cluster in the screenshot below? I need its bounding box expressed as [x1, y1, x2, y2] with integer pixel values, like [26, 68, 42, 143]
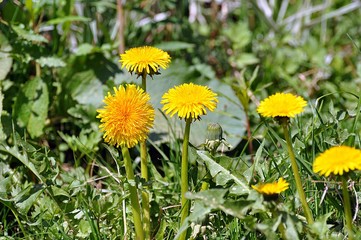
[99, 46, 219, 148]
[96, 44, 361, 237]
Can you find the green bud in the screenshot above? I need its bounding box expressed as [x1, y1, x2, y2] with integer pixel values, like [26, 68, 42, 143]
[204, 123, 224, 155]
[206, 123, 223, 141]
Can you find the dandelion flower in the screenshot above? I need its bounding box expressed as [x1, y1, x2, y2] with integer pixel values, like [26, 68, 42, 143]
[252, 178, 289, 196]
[161, 83, 217, 233]
[120, 46, 171, 76]
[161, 83, 218, 120]
[257, 93, 307, 118]
[313, 146, 361, 177]
[97, 84, 155, 148]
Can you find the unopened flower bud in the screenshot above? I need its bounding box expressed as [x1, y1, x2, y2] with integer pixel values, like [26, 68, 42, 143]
[206, 123, 223, 141]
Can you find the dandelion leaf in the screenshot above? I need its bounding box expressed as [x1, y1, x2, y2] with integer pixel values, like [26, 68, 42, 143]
[13, 77, 49, 138]
[197, 150, 250, 194]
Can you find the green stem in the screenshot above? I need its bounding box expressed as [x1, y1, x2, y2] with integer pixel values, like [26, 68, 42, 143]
[122, 146, 145, 240]
[140, 141, 150, 239]
[35, 63, 41, 77]
[179, 118, 192, 240]
[140, 71, 150, 239]
[341, 176, 354, 239]
[141, 71, 147, 91]
[281, 121, 314, 224]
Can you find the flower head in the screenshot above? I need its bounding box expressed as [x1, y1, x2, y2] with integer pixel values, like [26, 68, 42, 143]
[161, 83, 218, 120]
[120, 46, 171, 76]
[97, 84, 155, 148]
[252, 178, 289, 196]
[257, 93, 307, 118]
[313, 146, 361, 177]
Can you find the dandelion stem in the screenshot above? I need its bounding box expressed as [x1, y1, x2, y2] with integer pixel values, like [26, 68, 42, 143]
[140, 71, 150, 239]
[341, 176, 354, 239]
[140, 141, 150, 239]
[281, 120, 314, 224]
[122, 146, 145, 240]
[141, 71, 147, 91]
[179, 117, 192, 240]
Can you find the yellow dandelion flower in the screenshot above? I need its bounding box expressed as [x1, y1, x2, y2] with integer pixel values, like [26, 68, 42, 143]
[252, 178, 289, 196]
[313, 146, 361, 177]
[161, 83, 218, 120]
[257, 93, 307, 118]
[97, 84, 155, 148]
[120, 46, 171, 75]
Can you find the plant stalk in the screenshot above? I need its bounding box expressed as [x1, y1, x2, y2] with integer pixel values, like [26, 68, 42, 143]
[140, 140, 150, 239]
[281, 121, 314, 224]
[341, 176, 354, 239]
[179, 117, 192, 240]
[122, 146, 145, 240]
[140, 71, 150, 239]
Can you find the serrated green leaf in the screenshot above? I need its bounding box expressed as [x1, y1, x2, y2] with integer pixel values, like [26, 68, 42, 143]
[0, 176, 11, 199]
[221, 199, 256, 219]
[58, 129, 101, 154]
[186, 189, 254, 219]
[15, 185, 44, 215]
[13, 77, 49, 138]
[197, 150, 250, 194]
[309, 212, 334, 238]
[50, 185, 70, 198]
[36, 56, 66, 68]
[12, 24, 48, 43]
[0, 162, 11, 176]
[0, 144, 43, 181]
